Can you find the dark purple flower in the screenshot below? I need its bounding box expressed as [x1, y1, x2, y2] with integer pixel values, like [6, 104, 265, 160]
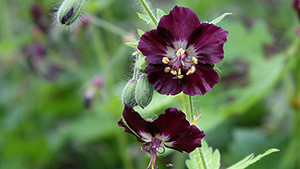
[118, 105, 205, 168]
[138, 6, 228, 96]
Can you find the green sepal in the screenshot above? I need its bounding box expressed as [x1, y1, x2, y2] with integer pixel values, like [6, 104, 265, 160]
[121, 79, 137, 107]
[57, 0, 86, 25]
[135, 74, 153, 109]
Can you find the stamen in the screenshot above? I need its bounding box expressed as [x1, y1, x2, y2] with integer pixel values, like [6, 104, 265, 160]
[164, 67, 171, 73]
[186, 66, 196, 75]
[170, 70, 177, 75]
[162, 57, 170, 64]
[178, 68, 182, 75]
[176, 48, 185, 57]
[192, 57, 198, 64]
[180, 60, 185, 67]
[177, 75, 184, 79]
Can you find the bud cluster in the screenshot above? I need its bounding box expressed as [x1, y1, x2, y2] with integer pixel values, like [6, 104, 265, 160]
[121, 54, 153, 109]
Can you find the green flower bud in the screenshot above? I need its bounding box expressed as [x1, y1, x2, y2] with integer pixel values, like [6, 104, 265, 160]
[135, 74, 153, 109]
[57, 0, 85, 25]
[136, 56, 148, 73]
[121, 79, 137, 107]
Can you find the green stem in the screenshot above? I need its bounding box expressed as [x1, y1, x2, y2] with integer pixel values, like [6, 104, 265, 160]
[139, 0, 158, 26]
[182, 93, 208, 169]
[133, 53, 139, 80]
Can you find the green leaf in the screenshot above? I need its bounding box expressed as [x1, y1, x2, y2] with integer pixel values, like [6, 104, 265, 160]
[137, 28, 145, 37]
[156, 8, 166, 20]
[186, 140, 221, 169]
[226, 148, 279, 169]
[137, 12, 156, 28]
[209, 12, 233, 25]
[124, 41, 139, 48]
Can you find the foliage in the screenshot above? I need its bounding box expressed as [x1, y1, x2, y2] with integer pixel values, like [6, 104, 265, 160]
[0, 0, 299, 169]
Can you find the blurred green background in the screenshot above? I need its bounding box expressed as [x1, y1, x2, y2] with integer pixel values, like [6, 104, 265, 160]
[0, 0, 300, 168]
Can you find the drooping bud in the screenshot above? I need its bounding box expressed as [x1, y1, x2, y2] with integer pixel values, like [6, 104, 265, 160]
[57, 0, 85, 25]
[136, 56, 148, 73]
[121, 79, 137, 107]
[135, 74, 153, 109]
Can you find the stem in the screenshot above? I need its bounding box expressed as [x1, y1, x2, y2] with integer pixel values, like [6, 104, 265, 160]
[139, 0, 158, 26]
[182, 93, 208, 169]
[199, 147, 208, 169]
[133, 53, 139, 80]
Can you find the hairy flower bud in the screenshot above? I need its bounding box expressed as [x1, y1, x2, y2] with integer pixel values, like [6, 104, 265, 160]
[121, 79, 137, 107]
[135, 74, 153, 109]
[57, 0, 85, 25]
[136, 56, 148, 73]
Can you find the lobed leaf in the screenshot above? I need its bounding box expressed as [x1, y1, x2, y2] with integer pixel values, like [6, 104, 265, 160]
[226, 148, 280, 169]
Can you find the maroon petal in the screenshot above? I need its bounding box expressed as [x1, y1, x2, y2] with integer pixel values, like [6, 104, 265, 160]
[166, 125, 205, 153]
[187, 23, 228, 64]
[118, 119, 145, 142]
[145, 64, 182, 95]
[152, 108, 190, 138]
[158, 6, 201, 41]
[119, 106, 160, 139]
[138, 29, 171, 64]
[182, 64, 219, 96]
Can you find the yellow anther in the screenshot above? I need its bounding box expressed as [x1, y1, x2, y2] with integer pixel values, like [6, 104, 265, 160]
[162, 57, 170, 64]
[177, 75, 184, 79]
[186, 66, 196, 76]
[164, 67, 171, 73]
[192, 57, 198, 64]
[170, 70, 177, 75]
[176, 48, 185, 57]
[178, 68, 182, 75]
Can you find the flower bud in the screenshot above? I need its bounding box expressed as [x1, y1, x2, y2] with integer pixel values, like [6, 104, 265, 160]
[121, 79, 137, 107]
[136, 56, 148, 73]
[57, 0, 85, 25]
[135, 74, 153, 109]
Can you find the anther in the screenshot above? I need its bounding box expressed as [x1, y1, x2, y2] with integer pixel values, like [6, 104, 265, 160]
[186, 66, 196, 75]
[177, 75, 184, 79]
[170, 70, 177, 75]
[178, 68, 182, 76]
[164, 67, 171, 73]
[162, 57, 170, 64]
[176, 48, 185, 57]
[180, 60, 185, 67]
[192, 57, 198, 64]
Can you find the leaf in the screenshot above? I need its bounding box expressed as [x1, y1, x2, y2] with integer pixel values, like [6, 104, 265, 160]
[226, 148, 280, 169]
[186, 140, 221, 169]
[137, 28, 145, 37]
[209, 12, 233, 25]
[156, 8, 166, 20]
[124, 41, 139, 48]
[137, 12, 156, 28]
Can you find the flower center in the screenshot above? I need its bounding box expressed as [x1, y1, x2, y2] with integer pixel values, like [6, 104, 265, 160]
[140, 138, 174, 169]
[162, 47, 198, 79]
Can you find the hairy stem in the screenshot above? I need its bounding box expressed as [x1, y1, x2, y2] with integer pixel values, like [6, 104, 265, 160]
[182, 93, 208, 169]
[139, 0, 158, 26]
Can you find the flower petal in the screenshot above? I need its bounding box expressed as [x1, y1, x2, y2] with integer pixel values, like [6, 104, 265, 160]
[152, 108, 190, 139]
[119, 105, 160, 140]
[158, 6, 201, 41]
[166, 125, 205, 153]
[182, 64, 219, 96]
[145, 64, 182, 95]
[138, 29, 173, 64]
[187, 23, 228, 64]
